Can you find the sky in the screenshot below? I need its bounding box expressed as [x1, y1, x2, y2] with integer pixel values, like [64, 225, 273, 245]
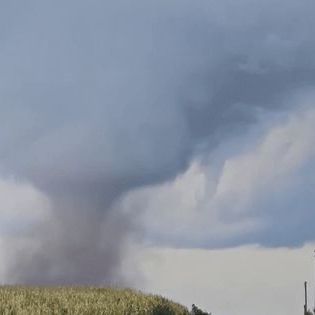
[0, 1, 315, 314]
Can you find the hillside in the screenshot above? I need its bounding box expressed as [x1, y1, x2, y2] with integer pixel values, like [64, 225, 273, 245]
[0, 286, 190, 314]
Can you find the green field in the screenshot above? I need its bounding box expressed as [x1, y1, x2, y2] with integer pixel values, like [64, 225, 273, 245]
[0, 286, 190, 315]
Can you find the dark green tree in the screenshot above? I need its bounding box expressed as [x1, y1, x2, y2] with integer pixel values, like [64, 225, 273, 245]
[191, 304, 211, 315]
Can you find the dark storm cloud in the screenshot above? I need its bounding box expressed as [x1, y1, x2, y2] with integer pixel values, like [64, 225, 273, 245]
[0, 0, 315, 283]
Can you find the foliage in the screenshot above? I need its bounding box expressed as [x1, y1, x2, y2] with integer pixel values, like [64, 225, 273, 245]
[191, 304, 211, 315]
[0, 286, 189, 315]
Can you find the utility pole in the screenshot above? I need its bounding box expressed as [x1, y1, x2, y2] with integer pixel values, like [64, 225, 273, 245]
[305, 281, 308, 315]
[313, 250, 315, 314]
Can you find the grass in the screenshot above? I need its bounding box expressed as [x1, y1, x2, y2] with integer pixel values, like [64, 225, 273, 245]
[0, 286, 190, 315]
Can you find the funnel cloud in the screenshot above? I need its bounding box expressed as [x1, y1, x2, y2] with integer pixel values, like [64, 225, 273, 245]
[1, 0, 315, 284]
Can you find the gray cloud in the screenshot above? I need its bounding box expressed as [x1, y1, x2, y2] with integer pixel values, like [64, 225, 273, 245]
[0, 0, 315, 283]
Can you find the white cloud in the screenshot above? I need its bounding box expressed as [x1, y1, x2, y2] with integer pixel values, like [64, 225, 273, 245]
[0, 177, 52, 283]
[216, 109, 315, 205]
[118, 105, 315, 247]
[0, 177, 51, 234]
